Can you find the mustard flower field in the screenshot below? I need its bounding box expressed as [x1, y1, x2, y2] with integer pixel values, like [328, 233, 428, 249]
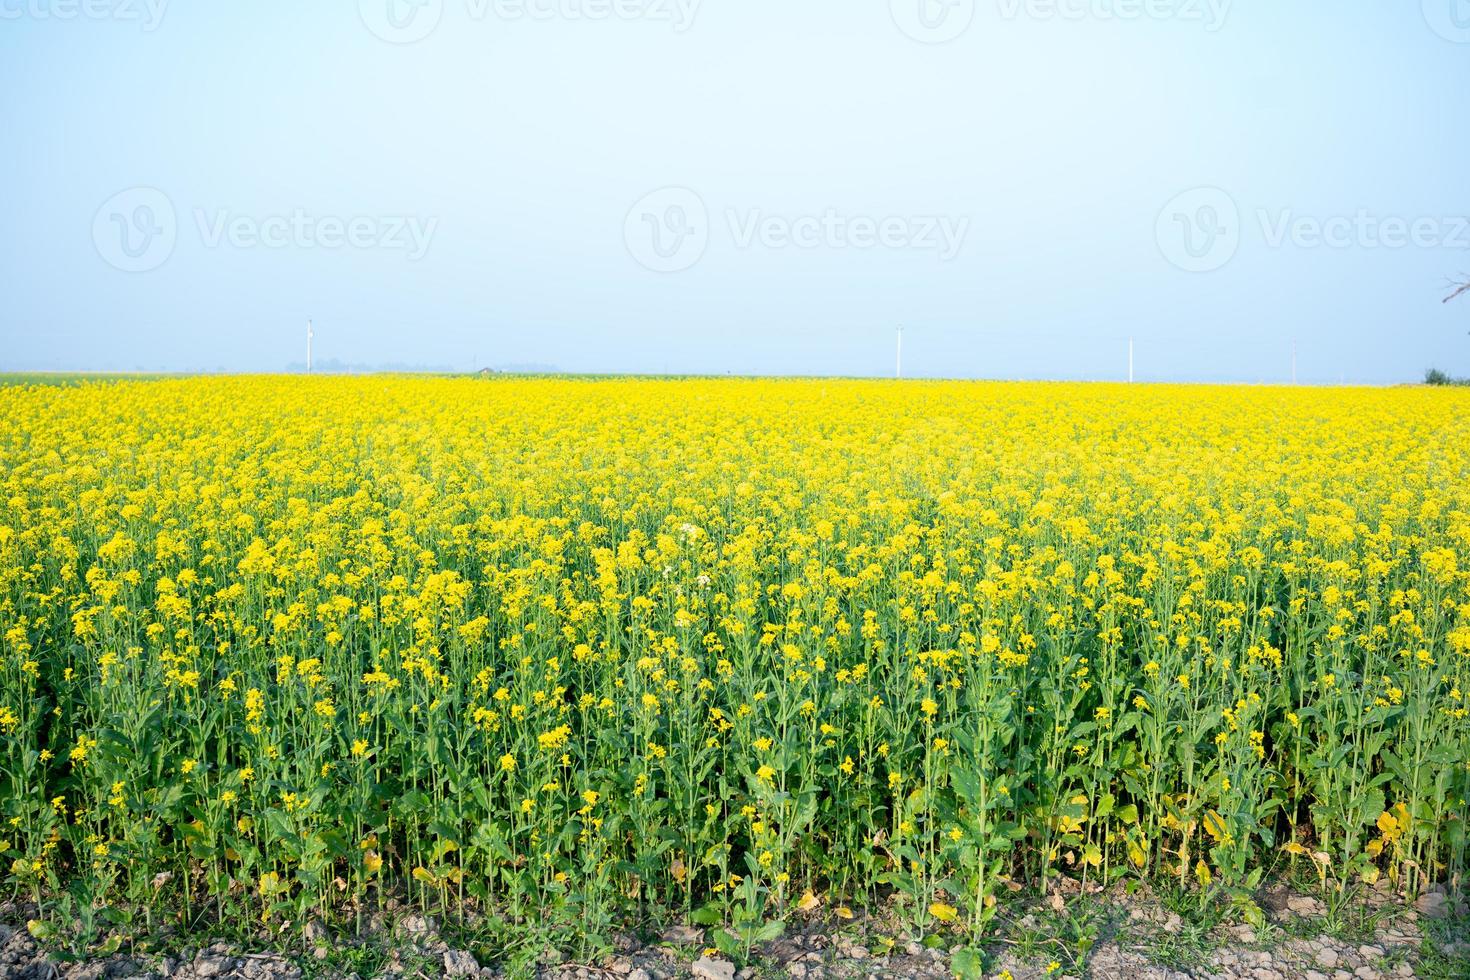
[1, 376, 1467, 959]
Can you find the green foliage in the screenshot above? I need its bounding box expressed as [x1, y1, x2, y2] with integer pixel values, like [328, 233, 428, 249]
[0, 376, 1466, 959]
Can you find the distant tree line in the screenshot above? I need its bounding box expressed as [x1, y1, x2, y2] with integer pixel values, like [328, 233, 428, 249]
[1426, 276, 1470, 385]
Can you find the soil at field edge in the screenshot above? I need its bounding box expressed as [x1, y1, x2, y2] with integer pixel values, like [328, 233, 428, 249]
[2, 882, 1466, 980]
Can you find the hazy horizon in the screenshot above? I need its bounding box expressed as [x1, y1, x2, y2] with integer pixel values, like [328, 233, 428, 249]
[3, 2, 1469, 383]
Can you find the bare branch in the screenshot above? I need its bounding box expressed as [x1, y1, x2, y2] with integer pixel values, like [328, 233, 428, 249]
[1444, 276, 1470, 304]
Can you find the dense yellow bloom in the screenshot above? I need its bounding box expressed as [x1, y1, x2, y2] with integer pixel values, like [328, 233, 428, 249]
[0, 376, 1466, 935]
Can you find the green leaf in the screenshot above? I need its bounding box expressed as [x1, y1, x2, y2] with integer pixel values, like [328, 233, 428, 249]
[711, 928, 740, 957]
[691, 906, 723, 926]
[951, 945, 986, 980]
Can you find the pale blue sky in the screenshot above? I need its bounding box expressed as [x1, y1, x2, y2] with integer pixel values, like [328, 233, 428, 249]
[2, 1, 1468, 381]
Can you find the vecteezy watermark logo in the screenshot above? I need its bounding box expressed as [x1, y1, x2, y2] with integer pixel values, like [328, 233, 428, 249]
[194, 210, 438, 260]
[480, 0, 699, 28]
[625, 187, 709, 273]
[890, 0, 975, 43]
[93, 187, 177, 273]
[624, 188, 971, 273]
[93, 189, 439, 271]
[1423, 0, 1470, 42]
[1257, 211, 1470, 251]
[0, 0, 169, 30]
[1158, 186, 1470, 272]
[1156, 187, 1240, 273]
[726, 210, 970, 259]
[359, 0, 444, 43]
[995, 0, 1231, 31]
[361, 0, 700, 43]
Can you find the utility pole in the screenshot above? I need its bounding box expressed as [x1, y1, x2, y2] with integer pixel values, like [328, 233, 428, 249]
[307, 319, 314, 375]
[896, 325, 904, 379]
